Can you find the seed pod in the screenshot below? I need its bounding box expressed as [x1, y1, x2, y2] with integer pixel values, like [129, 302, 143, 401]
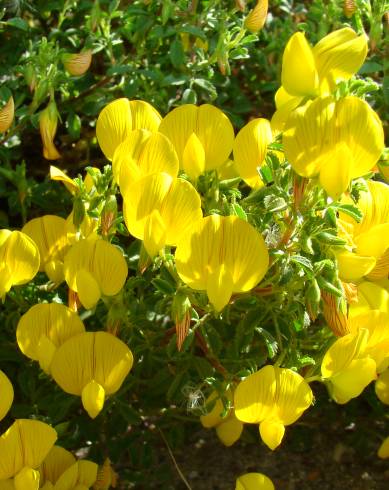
[0, 96, 14, 133]
[244, 0, 268, 33]
[63, 50, 92, 76]
[343, 0, 356, 18]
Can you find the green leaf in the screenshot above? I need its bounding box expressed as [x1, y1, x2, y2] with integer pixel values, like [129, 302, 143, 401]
[315, 232, 347, 246]
[230, 203, 247, 220]
[182, 88, 197, 104]
[193, 79, 217, 99]
[66, 112, 81, 140]
[316, 276, 343, 297]
[290, 254, 313, 271]
[332, 203, 363, 223]
[7, 17, 29, 30]
[169, 39, 185, 68]
[179, 25, 206, 40]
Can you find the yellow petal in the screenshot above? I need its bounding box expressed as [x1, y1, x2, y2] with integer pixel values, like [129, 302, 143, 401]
[234, 365, 277, 424]
[321, 328, 369, 378]
[0, 420, 57, 480]
[14, 467, 40, 490]
[22, 215, 69, 273]
[375, 369, 389, 405]
[356, 281, 389, 313]
[233, 119, 272, 188]
[182, 132, 206, 180]
[336, 250, 376, 282]
[49, 166, 78, 194]
[355, 224, 389, 258]
[159, 104, 234, 171]
[143, 210, 167, 258]
[50, 332, 133, 396]
[328, 357, 377, 404]
[39, 446, 76, 485]
[271, 88, 303, 134]
[44, 260, 65, 284]
[200, 391, 232, 428]
[319, 143, 352, 200]
[175, 215, 269, 295]
[313, 28, 367, 92]
[281, 32, 319, 97]
[207, 263, 234, 312]
[244, 0, 268, 33]
[63, 50, 92, 76]
[236, 472, 275, 490]
[113, 129, 179, 192]
[76, 269, 101, 310]
[96, 99, 161, 160]
[0, 370, 13, 421]
[36, 335, 57, 374]
[378, 436, 389, 459]
[0, 230, 40, 287]
[0, 96, 14, 133]
[76, 460, 98, 487]
[259, 419, 285, 450]
[16, 303, 85, 363]
[215, 416, 243, 447]
[81, 381, 105, 419]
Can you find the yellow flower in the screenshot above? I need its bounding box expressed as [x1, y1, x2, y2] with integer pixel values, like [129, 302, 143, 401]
[16, 303, 85, 374]
[96, 98, 162, 160]
[244, 0, 268, 33]
[112, 129, 179, 194]
[349, 281, 389, 317]
[321, 328, 377, 404]
[272, 27, 367, 131]
[0, 230, 40, 299]
[159, 104, 235, 180]
[62, 50, 92, 76]
[39, 446, 76, 487]
[0, 370, 13, 421]
[175, 215, 269, 312]
[234, 365, 313, 450]
[283, 96, 384, 200]
[0, 96, 14, 133]
[336, 181, 389, 281]
[22, 215, 69, 284]
[63, 237, 128, 310]
[200, 390, 243, 447]
[123, 172, 202, 259]
[0, 419, 57, 486]
[233, 118, 273, 188]
[50, 331, 133, 418]
[40, 100, 61, 160]
[236, 472, 274, 490]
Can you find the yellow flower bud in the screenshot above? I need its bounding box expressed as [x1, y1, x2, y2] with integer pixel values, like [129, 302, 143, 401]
[244, 0, 268, 33]
[63, 50, 93, 76]
[0, 96, 14, 133]
[39, 100, 61, 160]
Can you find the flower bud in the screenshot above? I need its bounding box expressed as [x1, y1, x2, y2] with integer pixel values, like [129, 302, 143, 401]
[172, 291, 191, 351]
[63, 50, 92, 76]
[244, 0, 268, 33]
[101, 195, 117, 238]
[39, 99, 61, 160]
[24, 64, 37, 92]
[0, 96, 14, 133]
[235, 0, 246, 11]
[343, 0, 356, 18]
[322, 290, 350, 337]
[32, 79, 49, 109]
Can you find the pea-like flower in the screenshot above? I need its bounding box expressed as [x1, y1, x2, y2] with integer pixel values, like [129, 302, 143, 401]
[235, 472, 274, 490]
[336, 181, 389, 282]
[40, 99, 61, 160]
[123, 172, 202, 259]
[200, 390, 243, 447]
[39, 445, 97, 490]
[50, 331, 134, 418]
[0, 230, 40, 299]
[348, 281, 389, 317]
[96, 98, 162, 160]
[233, 118, 273, 188]
[16, 303, 85, 373]
[283, 95, 384, 200]
[0, 419, 57, 488]
[175, 215, 269, 312]
[63, 237, 128, 310]
[112, 129, 179, 194]
[272, 27, 367, 131]
[234, 365, 313, 450]
[0, 370, 13, 421]
[159, 104, 235, 180]
[22, 215, 70, 284]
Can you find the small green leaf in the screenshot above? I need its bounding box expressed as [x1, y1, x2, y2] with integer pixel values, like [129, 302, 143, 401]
[7, 17, 29, 30]
[169, 39, 185, 68]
